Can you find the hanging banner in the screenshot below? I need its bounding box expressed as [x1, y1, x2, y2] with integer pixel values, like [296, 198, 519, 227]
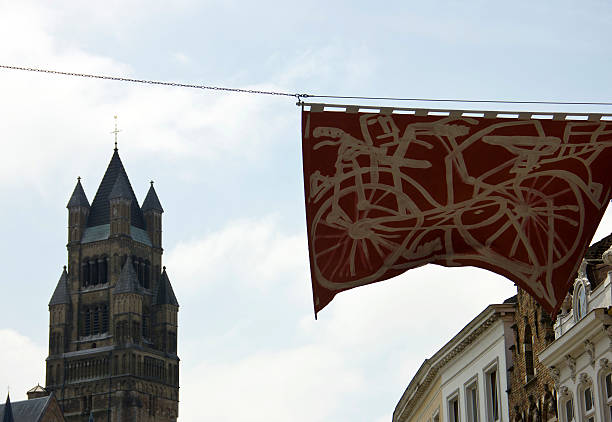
[302, 104, 612, 317]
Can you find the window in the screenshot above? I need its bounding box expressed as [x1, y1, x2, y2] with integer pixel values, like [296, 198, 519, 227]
[604, 372, 612, 422]
[448, 394, 460, 422]
[583, 386, 594, 422]
[524, 325, 534, 380]
[485, 366, 499, 421]
[466, 382, 479, 422]
[564, 397, 574, 422]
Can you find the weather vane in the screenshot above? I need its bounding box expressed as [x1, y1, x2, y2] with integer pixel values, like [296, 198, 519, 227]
[111, 115, 121, 150]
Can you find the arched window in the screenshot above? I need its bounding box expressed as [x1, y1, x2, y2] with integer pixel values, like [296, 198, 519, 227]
[524, 324, 534, 380]
[579, 374, 595, 422]
[560, 388, 575, 422]
[601, 370, 612, 421]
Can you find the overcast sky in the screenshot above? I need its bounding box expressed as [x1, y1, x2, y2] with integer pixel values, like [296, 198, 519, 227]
[1, 1, 611, 421]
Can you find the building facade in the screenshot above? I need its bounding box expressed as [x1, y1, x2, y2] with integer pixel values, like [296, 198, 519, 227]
[45, 147, 179, 421]
[394, 302, 516, 422]
[539, 234, 612, 422]
[507, 287, 558, 422]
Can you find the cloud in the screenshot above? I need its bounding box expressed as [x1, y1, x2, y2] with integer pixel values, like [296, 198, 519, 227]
[0, 329, 47, 401]
[180, 344, 364, 422]
[165, 215, 308, 292]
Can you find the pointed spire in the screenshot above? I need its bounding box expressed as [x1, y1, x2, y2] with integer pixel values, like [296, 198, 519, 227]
[109, 171, 132, 201]
[141, 181, 164, 213]
[2, 393, 14, 422]
[155, 267, 179, 306]
[113, 257, 141, 295]
[49, 266, 70, 306]
[86, 150, 145, 229]
[67, 177, 90, 208]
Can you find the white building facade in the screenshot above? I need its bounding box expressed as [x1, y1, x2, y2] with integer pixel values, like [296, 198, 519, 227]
[394, 303, 516, 422]
[540, 238, 612, 422]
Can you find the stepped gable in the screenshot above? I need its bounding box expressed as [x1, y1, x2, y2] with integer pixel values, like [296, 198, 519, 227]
[66, 178, 89, 208]
[155, 267, 179, 306]
[141, 182, 164, 213]
[86, 149, 145, 229]
[49, 267, 70, 306]
[113, 257, 141, 295]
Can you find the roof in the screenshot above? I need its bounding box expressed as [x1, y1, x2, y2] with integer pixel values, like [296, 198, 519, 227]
[0, 394, 55, 422]
[113, 257, 141, 295]
[80, 224, 152, 247]
[155, 268, 179, 306]
[86, 149, 145, 229]
[49, 267, 70, 306]
[108, 171, 133, 200]
[585, 232, 612, 262]
[141, 182, 164, 213]
[66, 178, 90, 208]
[25, 386, 46, 395]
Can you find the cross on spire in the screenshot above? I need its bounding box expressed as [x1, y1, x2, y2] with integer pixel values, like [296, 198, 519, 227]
[111, 115, 121, 151]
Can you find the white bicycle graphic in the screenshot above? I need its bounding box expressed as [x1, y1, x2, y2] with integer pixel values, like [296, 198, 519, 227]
[307, 114, 611, 308]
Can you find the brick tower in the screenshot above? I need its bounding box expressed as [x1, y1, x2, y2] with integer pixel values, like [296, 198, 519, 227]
[46, 146, 179, 421]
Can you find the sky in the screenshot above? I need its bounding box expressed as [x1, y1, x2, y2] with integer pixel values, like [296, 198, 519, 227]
[1, 1, 611, 421]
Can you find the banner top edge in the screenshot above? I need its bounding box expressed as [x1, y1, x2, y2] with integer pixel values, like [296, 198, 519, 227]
[302, 102, 612, 122]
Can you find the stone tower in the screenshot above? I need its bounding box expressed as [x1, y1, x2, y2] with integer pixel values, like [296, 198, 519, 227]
[46, 147, 179, 421]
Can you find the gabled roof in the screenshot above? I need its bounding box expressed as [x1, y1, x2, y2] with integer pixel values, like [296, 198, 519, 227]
[113, 257, 141, 295]
[141, 182, 164, 213]
[0, 394, 57, 422]
[155, 267, 179, 307]
[86, 149, 145, 229]
[49, 267, 70, 306]
[109, 171, 132, 200]
[66, 178, 90, 209]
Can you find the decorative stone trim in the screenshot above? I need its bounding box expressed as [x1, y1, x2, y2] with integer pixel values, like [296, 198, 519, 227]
[585, 339, 595, 367]
[565, 355, 576, 382]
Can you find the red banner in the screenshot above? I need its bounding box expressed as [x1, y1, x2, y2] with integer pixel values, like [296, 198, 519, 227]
[302, 106, 612, 317]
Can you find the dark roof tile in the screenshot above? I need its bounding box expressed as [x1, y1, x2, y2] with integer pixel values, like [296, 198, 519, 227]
[49, 267, 70, 306]
[113, 257, 141, 295]
[155, 268, 179, 307]
[86, 149, 145, 229]
[141, 183, 164, 213]
[66, 178, 90, 208]
[0, 394, 53, 422]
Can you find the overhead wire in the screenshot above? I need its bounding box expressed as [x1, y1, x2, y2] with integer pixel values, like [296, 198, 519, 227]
[2, 64, 612, 107]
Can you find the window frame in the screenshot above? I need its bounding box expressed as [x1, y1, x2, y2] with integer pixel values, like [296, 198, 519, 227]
[464, 377, 479, 422]
[484, 360, 500, 422]
[448, 390, 461, 422]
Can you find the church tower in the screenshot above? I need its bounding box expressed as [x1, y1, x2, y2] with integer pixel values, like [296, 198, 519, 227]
[46, 146, 179, 421]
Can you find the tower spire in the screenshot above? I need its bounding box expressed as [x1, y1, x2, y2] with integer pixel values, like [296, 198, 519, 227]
[111, 115, 121, 151]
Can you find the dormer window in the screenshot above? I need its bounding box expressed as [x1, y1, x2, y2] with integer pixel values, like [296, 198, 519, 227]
[574, 284, 587, 322]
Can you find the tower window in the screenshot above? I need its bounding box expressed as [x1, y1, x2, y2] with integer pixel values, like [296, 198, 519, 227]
[524, 325, 534, 380]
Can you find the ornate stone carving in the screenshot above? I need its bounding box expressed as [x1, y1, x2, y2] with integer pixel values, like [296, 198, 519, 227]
[550, 366, 560, 388]
[601, 357, 611, 372]
[565, 355, 576, 382]
[585, 339, 595, 367]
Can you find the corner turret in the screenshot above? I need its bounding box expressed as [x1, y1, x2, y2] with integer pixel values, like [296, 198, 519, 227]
[142, 181, 164, 248]
[153, 267, 179, 355]
[109, 172, 132, 237]
[66, 177, 90, 244]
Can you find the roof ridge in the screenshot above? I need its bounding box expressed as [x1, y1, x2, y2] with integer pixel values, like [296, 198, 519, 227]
[141, 182, 164, 213]
[113, 256, 141, 295]
[67, 178, 90, 208]
[155, 267, 179, 306]
[86, 149, 146, 229]
[49, 266, 70, 306]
